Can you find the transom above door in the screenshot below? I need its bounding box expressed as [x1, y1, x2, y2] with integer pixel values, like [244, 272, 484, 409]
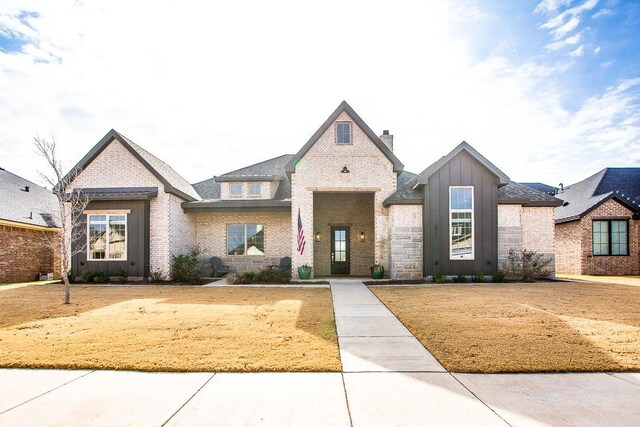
[331, 226, 350, 275]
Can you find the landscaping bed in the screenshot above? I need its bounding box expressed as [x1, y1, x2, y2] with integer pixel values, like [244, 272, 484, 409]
[0, 284, 340, 372]
[372, 282, 640, 373]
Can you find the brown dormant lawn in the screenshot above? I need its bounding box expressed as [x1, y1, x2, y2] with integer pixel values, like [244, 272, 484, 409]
[371, 282, 640, 373]
[0, 285, 340, 372]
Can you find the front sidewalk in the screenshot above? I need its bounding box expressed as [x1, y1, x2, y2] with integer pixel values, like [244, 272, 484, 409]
[0, 279, 639, 426]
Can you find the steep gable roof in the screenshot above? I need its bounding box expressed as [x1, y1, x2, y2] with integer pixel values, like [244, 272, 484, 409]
[284, 101, 404, 177]
[0, 168, 59, 228]
[411, 141, 510, 188]
[555, 168, 640, 223]
[65, 129, 200, 201]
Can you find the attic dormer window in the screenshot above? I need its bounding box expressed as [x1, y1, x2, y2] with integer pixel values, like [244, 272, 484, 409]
[336, 122, 351, 144]
[230, 183, 242, 197]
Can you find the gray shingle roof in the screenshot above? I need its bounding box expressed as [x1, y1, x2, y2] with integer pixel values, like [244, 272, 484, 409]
[66, 129, 200, 201]
[0, 168, 59, 228]
[383, 171, 422, 206]
[520, 182, 558, 196]
[191, 155, 295, 203]
[555, 168, 640, 223]
[498, 182, 564, 206]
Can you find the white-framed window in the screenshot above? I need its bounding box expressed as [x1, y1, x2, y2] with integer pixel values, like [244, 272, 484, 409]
[336, 122, 352, 144]
[249, 183, 261, 197]
[229, 183, 243, 197]
[87, 214, 127, 260]
[449, 186, 474, 260]
[227, 224, 265, 255]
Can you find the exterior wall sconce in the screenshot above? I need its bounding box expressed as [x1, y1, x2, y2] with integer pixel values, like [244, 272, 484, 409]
[359, 231, 366, 242]
[315, 231, 321, 242]
[341, 165, 350, 173]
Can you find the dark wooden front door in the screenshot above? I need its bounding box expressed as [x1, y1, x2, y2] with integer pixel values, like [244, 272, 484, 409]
[331, 227, 350, 275]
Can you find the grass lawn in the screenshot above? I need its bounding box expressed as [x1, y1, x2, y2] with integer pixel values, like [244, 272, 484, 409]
[371, 282, 640, 373]
[0, 285, 340, 372]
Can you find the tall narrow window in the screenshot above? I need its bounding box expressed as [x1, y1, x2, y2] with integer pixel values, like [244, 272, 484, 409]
[450, 186, 474, 260]
[593, 220, 628, 256]
[336, 122, 351, 144]
[229, 183, 243, 197]
[227, 224, 265, 255]
[88, 214, 127, 260]
[249, 183, 261, 197]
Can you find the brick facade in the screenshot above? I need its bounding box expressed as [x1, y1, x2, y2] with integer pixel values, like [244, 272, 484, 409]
[556, 199, 639, 275]
[290, 111, 397, 278]
[498, 204, 556, 273]
[389, 205, 423, 279]
[0, 224, 60, 283]
[194, 211, 291, 274]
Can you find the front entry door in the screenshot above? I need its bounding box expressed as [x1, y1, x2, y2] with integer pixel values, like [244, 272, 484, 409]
[331, 227, 350, 275]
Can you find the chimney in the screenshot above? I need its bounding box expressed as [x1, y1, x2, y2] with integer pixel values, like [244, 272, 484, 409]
[380, 130, 394, 151]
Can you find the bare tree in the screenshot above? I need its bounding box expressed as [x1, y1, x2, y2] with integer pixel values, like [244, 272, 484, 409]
[35, 136, 89, 304]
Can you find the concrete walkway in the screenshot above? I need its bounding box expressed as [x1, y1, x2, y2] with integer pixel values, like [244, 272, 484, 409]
[1, 278, 639, 426]
[556, 274, 640, 287]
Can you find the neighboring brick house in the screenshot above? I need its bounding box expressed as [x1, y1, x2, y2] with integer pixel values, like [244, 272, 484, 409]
[65, 101, 561, 279]
[0, 168, 60, 282]
[554, 168, 640, 275]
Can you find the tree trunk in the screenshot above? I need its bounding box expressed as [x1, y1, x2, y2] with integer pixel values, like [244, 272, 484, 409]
[62, 272, 71, 304]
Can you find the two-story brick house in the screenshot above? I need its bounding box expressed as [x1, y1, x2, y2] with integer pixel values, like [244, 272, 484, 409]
[66, 101, 561, 279]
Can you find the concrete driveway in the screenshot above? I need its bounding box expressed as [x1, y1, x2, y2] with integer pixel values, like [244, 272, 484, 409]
[1, 279, 639, 426]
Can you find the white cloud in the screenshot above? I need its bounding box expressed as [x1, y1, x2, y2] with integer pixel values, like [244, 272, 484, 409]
[569, 44, 585, 56]
[594, 46, 601, 54]
[0, 0, 638, 189]
[537, 0, 600, 55]
[592, 8, 614, 18]
[535, 0, 573, 14]
[546, 32, 582, 50]
[551, 16, 581, 39]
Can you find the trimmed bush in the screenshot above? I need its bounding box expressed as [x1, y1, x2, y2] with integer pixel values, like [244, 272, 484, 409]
[93, 270, 109, 283]
[115, 268, 128, 284]
[504, 249, 552, 282]
[472, 273, 485, 283]
[452, 274, 467, 283]
[492, 270, 506, 283]
[230, 269, 290, 285]
[171, 246, 202, 285]
[433, 274, 447, 284]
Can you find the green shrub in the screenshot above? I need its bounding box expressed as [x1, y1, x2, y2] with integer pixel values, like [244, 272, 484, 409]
[492, 270, 506, 283]
[115, 268, 128, 284]
[93, 270, 109, 283]
[433, 274, 447, 284]
[171, 246, 202, 284]
[80, 270, 96, 283]
[230, 269, 290, 284]
[472, 272, 485, 283]
[452, 274, 467, 283]
[504, 249, 552, 282]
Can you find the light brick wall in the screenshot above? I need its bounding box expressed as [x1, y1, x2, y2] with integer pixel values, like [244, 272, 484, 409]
[68, 139, 193, 277]
[290, 111, 397, 278]
[168, 194, 196, 259]
[313, 193, 375, 276]
[389, 205, 423, 279]
[580, 199, 639, 275]
[498, 204, 556, 274]
[220, 181, 276, 200]
[555, 220, 582, 274]
[194, 211, 291, 274]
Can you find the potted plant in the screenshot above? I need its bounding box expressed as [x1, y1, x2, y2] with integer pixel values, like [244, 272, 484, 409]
[370, 263, 384, 279]
[297, 264, 312, 280]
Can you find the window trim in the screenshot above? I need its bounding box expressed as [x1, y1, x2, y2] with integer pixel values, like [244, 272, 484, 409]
[226, 224, 265, 256]
[248, 182, 262, 198]
[592, 219, 629, 256]
[335, 121, 352, 145]
[86, 213, 128, 261]
[449, 186, 474, 260]
[229, 183, 243, 198]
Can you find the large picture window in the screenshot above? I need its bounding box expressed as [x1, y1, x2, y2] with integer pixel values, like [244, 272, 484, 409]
[450, 186, 474, 260]
[227, 224, 265, 255]
[88, 214, 127, 260]
[593, 220, 628, 256]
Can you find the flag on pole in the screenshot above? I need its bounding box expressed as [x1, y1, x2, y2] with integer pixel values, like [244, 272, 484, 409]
[297, 208, 306, 255]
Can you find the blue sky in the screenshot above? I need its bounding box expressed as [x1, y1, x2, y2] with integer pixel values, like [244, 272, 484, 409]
[0, 0, 638, 189]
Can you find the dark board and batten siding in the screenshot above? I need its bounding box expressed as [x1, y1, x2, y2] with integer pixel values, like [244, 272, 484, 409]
[72, 200, 150, 278]
[423, 151, 499, 276]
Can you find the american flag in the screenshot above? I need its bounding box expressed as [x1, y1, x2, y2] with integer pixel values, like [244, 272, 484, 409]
[297, 208, 306, 255]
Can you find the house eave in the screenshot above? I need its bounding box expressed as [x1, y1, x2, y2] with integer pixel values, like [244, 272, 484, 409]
[214, 175, 285, 183]
[182, 199, 292, 212]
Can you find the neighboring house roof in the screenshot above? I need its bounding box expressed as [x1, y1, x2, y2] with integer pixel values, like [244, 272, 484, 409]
[75, 187, 158, 200]
[188, 155, 295, 211]
[0, 168, 59, 228]
[520, 182, 558, 196]
[284, 101, 404, 177]
[411, 141, 510, 188]
[498, 182, 564, 207]
[66, 129, 200, 201]
[555, 168, 640, 223]
[383, 171, 422, 206]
